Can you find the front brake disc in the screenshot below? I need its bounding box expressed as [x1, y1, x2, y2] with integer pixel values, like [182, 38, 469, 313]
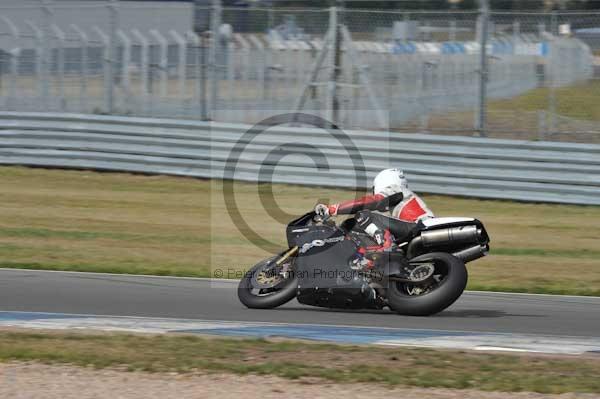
[252, 263, 284, 289]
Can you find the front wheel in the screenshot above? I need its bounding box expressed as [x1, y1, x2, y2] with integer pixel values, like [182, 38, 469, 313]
[387, 252, 467, 316]
[237, 253, 298, 309]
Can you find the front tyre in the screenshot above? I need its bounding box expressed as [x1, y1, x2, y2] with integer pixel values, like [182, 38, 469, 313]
[387, 252, 467, 316]
[237, 254, 298, 309]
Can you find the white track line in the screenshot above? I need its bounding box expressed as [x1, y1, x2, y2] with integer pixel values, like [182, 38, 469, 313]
[2, 308, 599, 341]
[1, 310, 599, 355]
[0, 267, 235, 283]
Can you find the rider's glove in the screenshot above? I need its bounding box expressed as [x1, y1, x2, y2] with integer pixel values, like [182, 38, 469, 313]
[314, 203, 330, 218]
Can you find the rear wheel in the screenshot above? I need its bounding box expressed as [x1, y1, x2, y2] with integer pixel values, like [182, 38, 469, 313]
[387, 252, 467, 316]
[237, 253, 298, 309]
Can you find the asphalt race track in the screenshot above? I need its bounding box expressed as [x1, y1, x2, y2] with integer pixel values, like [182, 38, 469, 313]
[1, 268, 599, 338]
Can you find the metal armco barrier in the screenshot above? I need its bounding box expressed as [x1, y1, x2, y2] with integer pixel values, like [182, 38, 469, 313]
[0, 112, 599, 206]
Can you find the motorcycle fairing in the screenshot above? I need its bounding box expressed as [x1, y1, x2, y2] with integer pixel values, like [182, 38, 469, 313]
[295, 225, 378, 309]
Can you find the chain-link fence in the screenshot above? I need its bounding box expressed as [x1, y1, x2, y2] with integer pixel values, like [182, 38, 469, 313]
[0, 1, 598, 142]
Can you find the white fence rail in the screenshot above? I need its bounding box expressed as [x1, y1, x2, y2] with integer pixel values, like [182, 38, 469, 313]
[0, 3, 597, 139]
[0, 112, 599, 205]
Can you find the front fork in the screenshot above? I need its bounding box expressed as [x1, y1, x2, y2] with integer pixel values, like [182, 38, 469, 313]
[276, 246, 298, 266]
[275, 246, 298, 279]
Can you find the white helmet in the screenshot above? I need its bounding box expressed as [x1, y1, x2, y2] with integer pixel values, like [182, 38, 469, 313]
[373, 168, 409, 196]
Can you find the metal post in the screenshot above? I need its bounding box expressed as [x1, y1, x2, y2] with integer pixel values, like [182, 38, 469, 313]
[293, 40, 304, 92]
[71, 24, 89, 113]
[236, 33, 253, 121]
[332, 11, 343, 128]
[200, 32, 209, 120]
[208, 0, 222, 119]
[40, 0, 53, 110]
[292, 29, 332, 119]
[476, 0, 489, 137]
[248, 35, 265, 101]
[538, 22, 546, 36]
[186, 30, 205, 119]
[132, 29, 149, 114]
[512, 20, 520, 42]
[170, 30, 188, 103]
[192, 0, 210, 119]
[93, 26, 110, 114]
[226, 39, 234, 122]
[326, 6, 338, 127]
[537, 110, 546, 141]
[150, 30, 168, 99]
[285, 39, 293, 92]
[117, 30, 131, 99]
[267, 7, 274, 34]
[51, 25, 65, 110]
[106, 0, 119, 114]
[26, 21, 44, 108]
[0, 17, 20, 110]
[341, 26, 386, 129]
[7, 49, 20, 109]
[548, 10, 558, 135]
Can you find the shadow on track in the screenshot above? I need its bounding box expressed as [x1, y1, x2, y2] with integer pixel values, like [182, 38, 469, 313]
[273, 305, 543, 319]
[433, 309, 545, 318]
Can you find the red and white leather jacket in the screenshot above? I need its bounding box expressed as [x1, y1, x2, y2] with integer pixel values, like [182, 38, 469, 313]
[328, 190, 434, 223]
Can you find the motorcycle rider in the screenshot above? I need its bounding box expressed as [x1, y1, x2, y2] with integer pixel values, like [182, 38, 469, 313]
[314, 169, 433, 260]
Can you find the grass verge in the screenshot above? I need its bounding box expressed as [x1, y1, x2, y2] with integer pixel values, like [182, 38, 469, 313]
[489, 79, 600, 122]
[426, 79, 600, 142]
[0, 330, 599, 394]
[1, 166, 599, 295]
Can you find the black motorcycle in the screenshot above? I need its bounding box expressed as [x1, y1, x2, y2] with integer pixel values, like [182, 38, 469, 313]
[238, 207, 490, 316]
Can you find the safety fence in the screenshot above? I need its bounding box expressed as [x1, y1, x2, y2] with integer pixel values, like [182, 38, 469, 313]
[0, 112, 598, 205]
[0, 2, 598, 141]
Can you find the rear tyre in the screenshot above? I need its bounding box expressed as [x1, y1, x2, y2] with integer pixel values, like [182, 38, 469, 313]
[238, 254, 298, 309]
[387, 252, 467, 316]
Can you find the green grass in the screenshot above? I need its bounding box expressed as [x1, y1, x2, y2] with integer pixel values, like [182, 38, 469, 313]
[427, 79, 600, 141]
[492, 247, 600, 259]
[1, 330, 600, 393]
[489, 79, 600, 122]
[1, 166, 600, 295]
